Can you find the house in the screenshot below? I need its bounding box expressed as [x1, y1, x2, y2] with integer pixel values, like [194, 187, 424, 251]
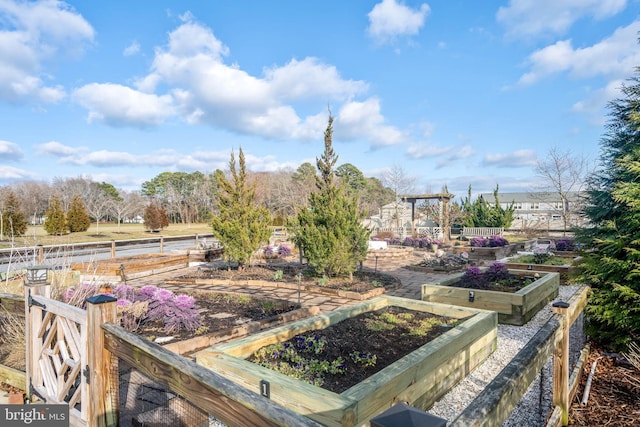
[479, 191, 587, 233]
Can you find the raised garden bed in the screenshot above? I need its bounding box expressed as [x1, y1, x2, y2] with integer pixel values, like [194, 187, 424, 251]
[71, 253, 189, 282]
[421, 269, 559, 325]
[197, 296, 497, 427]
[499, 255, 581, 283]
[166, 264, 399, 301]
[450, 244, 519, 260]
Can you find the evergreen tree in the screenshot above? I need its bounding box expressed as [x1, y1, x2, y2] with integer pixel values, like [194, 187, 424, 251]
[575, 66, 640, 350]
[461, 185, 514, 228]
[1, 190, 27, 237]
[43, 195, 68, 235]
[292, 115, 370, 278]
[66, 195, 91, 232]
[211, 148, 271, 267]
[143, 203, 169, 231]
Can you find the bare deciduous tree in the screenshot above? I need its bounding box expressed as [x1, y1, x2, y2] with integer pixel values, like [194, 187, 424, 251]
[381, 164, 416, 230]
[534, 147, 591, 235]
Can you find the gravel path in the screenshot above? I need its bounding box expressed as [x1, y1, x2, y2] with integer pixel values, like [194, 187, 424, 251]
[428, 285, 583, 426]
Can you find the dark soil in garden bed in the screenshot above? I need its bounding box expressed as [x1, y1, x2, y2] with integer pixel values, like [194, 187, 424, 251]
[176, 262, 401, 293]
[449, 274, 536, 292]
[248, 306, 461, 393]
[136, 292, 298, 343]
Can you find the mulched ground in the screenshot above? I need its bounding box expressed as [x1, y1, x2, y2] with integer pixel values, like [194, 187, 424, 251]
[248, 306, 459, 393]
[569, 345, 640, 426]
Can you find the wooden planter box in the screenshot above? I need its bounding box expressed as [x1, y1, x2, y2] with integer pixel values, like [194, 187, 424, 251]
[72, 253, 189, 282]
[197, 296, 497, 427]
[499, 256, 581, 284]
[450, 244, 518, 260]
[421, 269, 559, 325]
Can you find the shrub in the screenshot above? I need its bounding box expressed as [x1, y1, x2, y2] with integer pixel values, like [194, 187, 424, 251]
[461, 266, 485, 289]
[488, 235, 509, 247]
[485, 262, 510, 282]
[278, 244, 292, 257]
[555, 238, 576, 252]
[470, 237, 488, 247]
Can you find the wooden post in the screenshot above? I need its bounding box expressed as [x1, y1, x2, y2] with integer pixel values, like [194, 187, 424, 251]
[23, 274, 51, 402]
[160, 235, 164, 253]
[552, 301, 570, 426]
[195, 233, 199, 247]
[86, 295, 118, 427]
[37, 244, 44, 264]
[110, 240, 116, 259]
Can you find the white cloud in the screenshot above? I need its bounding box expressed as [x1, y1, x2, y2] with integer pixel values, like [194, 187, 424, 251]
[336, 99, 405, 147]
[72, 18, 402, 150]
[518, 20, 640, 86]
[482, 149, 537, 167]
[0, 165, 38, 181]
[406, 143, 452, 159]
[31, 142, 294, 174]
[264, 57, 368, 101]
[123, 41, 140, 56]
[72, 83, 175, 127]
[367, 0, 430, 44]
[497, 0, 627, 39]
[0, 140, 23, 161]
[0, 0, 94, 103]
[572, 79, 623, 115]
[36, 140, 81, 156]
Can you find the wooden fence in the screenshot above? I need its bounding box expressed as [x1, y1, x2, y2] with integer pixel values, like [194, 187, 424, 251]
[448, 286, 589, 427]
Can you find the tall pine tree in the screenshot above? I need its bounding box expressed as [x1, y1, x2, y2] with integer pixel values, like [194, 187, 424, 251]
[576, 65, 640, 350]
[211, 148, 271, 268]
[67, 195, 91, 232]
[1, 190, 27, 238]
[43, 195, 68, 235]
[292, 115, 370, 278]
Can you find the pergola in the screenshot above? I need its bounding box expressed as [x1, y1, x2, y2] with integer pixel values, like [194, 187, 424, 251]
[400, 192, 455, 241]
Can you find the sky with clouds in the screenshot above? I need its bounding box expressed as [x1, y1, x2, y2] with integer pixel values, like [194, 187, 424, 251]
[1, 0, 639, 198]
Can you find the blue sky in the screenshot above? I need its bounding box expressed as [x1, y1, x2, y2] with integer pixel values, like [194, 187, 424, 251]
[1, 0, 639, 198]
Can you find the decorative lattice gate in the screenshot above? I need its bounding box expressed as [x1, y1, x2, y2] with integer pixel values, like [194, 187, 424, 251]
[25, 284, 89, 427]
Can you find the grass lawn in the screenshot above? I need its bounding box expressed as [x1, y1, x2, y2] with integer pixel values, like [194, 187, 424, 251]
[0, 223, 214, 249]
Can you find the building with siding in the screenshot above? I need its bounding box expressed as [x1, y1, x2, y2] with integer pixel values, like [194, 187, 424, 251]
[479, 191, 587, 233]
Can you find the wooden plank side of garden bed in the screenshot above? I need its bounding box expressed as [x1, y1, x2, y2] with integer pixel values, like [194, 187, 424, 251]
[0, 364, 26, 390]
[382, 296, 491, 320]
[344, 310, 497, 421]
[421, 284, 520, 314]
[198, 353, 356, 427]
[520, 272, 560, 320]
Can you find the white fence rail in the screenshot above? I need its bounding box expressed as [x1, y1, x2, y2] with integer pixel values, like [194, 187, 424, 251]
[461, 227, 504, 237]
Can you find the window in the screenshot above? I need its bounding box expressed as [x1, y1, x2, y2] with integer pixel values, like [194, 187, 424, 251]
[531, 202, 540, 210]
[553, 201, 563, 210]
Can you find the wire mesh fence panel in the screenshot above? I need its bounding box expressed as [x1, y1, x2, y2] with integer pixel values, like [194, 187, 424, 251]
[503, 309, 587, 427]
[112, 358, 217, 427]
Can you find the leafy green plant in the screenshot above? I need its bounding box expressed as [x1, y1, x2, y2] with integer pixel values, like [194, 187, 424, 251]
[350, 351, 377, 367]
[318, 275, 329, 286]
[273, 270, 284, 281]
[251, 335, 346, 386]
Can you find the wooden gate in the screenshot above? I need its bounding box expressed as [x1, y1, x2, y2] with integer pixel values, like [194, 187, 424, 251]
[25, 284, 88, 427]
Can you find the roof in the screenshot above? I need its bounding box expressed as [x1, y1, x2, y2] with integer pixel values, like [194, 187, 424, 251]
[479, 191, 585, 203]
